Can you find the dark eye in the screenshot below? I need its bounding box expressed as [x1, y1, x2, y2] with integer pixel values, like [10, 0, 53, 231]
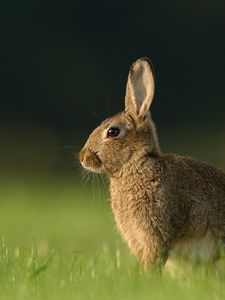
[107, 127, 120, 138]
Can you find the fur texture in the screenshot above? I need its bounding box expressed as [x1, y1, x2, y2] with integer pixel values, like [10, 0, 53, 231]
[79, 57, 225, 271]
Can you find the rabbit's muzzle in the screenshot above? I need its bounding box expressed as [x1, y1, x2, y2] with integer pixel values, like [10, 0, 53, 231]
[79, 148, 102, 173]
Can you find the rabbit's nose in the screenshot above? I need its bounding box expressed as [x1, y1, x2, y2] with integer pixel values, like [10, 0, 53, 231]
[79, 148, 85, 163]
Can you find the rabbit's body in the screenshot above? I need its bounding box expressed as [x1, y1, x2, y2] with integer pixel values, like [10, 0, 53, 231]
[110, 154, 225, 268]
[80, 58, 225, 270]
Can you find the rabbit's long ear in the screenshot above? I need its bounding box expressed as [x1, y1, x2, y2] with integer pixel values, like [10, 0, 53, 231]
[125, 58, 155, 118]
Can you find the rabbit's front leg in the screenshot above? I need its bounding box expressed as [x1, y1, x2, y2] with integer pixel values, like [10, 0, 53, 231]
[140, 238, 170, 272]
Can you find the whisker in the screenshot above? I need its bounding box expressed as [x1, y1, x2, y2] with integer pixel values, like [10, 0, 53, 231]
[101, 173, 107, 188]
[99, 173, 106, 191]
[81, 169, 91, 184]
[91, 173, 96, 203]
[96, 174, 102, 201]
[104, 97, 111, 114]
[58, 145, 74, 149]
[58, 145, 81, 150]
[91, 112, 103, 122]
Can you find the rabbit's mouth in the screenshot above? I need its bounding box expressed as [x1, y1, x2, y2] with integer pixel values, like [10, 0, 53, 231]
[80, 150, 103, 173]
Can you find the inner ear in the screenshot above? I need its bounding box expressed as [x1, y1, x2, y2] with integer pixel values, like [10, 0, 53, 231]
[125, 58, 155, 118]
[132, 64, 148, 112]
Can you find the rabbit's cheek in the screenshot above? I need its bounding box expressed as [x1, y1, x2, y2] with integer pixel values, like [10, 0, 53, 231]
[119, 147, 132, 163]
[101, 147, 132, 174]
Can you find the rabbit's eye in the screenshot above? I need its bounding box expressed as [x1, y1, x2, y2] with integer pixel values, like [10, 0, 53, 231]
[107, 127, 120, 138]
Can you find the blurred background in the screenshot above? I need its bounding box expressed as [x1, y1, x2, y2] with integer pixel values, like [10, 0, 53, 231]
[0, 2, 225, 286]
[0, 3, 225, 296]
[1, 0, 225, 176]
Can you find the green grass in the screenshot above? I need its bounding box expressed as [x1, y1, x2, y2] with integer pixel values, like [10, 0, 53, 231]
[0, 177, 225, 300]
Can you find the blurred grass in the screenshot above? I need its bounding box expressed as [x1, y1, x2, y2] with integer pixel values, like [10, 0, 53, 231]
[0, 177, 114, 249]
[0, 177, 225, 299]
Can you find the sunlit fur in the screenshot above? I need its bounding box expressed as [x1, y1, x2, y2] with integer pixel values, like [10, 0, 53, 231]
[80, 57, 225, 272]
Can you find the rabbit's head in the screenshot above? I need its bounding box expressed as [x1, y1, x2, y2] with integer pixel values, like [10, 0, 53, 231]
[80, 58, 161, 175]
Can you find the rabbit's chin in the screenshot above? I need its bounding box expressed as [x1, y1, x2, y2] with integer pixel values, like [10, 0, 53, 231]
[80, 162, 103, 174]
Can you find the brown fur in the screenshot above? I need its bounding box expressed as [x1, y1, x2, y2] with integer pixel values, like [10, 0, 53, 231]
[79, 58, 225, 271]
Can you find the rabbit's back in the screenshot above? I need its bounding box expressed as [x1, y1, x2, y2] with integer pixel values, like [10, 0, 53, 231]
[168, 155, 225, 240]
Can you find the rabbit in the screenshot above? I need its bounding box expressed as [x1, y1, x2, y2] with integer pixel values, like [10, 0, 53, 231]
[79, 57, 225, 271]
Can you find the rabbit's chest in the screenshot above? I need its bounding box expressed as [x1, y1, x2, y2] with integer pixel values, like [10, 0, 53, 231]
[109, 174, 162, 253]
[110, 186, 153, 253]
[111, 201, 147, 253]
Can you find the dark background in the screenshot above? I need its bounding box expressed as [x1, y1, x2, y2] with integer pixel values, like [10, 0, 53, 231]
[1, 1, 225, 176]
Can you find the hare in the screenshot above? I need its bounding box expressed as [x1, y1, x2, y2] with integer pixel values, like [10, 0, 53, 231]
[79, 57, 225, 271]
